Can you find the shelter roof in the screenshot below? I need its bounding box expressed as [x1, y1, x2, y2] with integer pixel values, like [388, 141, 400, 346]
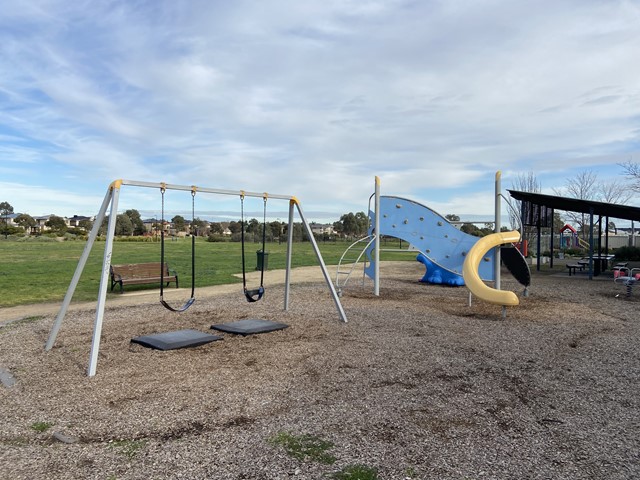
[507, 190, 640, 222]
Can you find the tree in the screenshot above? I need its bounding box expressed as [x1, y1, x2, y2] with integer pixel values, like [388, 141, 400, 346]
[171, 215, 186, 233]
[620, 159, 640, 192]
[335, 212, 369, 238]
[292, 222, 307, 241]
[227, 221, 242, 234]
[552, 211, 564, 233]
[79, 219, 93, 231]
[45, 215, 67, 234]
[191, 217, 208, 236]
[445, 214, 460, 222]
[209, 222, 224, 235]
[340, 213, 358, 237]
[510, 171, 542, 248]
[14, 213, 36, 233]
[269, 221, 284, 241]
[460, 223, 482, 236]
[115, 214, 133, 236]
[246, 218, 260, 234]
[553, 169, 624, 240]
[354, 212, 369, 235]
[0, 201, 14, 238]
[599, 179, 633, 206]
[124, 209, 145, 236]
[558, 170, 598, 201]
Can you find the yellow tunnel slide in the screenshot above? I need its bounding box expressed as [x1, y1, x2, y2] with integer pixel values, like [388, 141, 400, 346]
[462, 230, 521, 306]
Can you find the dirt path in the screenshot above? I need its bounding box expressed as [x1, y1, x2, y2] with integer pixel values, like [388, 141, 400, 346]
[0, 262, 423, 324]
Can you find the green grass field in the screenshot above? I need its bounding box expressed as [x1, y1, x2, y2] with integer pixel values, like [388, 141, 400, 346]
[0, 237, 412, 307]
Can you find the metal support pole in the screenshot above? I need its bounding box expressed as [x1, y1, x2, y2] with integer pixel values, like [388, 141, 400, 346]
[283, 199, 295, 311]
[295, 201, 347, 322]
[374, 176, 381, 296]
[87, 183, 121, 376]
[494, 171, 501, 290]
[45, 186, 113, 350]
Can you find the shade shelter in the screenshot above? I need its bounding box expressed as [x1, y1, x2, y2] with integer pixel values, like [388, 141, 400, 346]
[507, 190, 640, 279]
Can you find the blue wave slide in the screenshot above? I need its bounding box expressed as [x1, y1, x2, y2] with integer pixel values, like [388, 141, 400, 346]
[364, 196, 495, 286]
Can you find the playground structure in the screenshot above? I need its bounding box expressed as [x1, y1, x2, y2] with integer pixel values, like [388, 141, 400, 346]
[559, 223, 591, 251]
[46, 179, 348, 377]
[336, 173, 530, 314]
[613, 266, 640, 297]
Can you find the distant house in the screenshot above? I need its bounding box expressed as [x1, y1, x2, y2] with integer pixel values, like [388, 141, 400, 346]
[5, 213, 21, 227]
[68, 215, 93, 229]
[33, 215, 60, 232]
[309, 222, 335, 236]
[142, 218, 160, 235]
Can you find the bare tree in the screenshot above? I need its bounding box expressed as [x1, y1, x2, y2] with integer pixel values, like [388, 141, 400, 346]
[560, 170, 598, 200]
[553, 169, 629, 239]
[512, 172, 541, 194]
[619, 159, 640, 192]
[510, 172, 541, 247]
[599, 179, 633, 206]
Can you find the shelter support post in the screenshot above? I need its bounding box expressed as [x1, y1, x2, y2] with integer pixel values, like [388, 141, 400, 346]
[549, 208, 554, 269]
[536, 222, 541, 272]
[605, 215, 610, 255]
[588, 208, 594, 280]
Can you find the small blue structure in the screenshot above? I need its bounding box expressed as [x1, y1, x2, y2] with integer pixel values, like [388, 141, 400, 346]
[416, 253, 466, 286]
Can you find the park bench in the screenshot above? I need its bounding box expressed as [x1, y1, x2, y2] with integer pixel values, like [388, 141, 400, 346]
[110, 262, 178, 293]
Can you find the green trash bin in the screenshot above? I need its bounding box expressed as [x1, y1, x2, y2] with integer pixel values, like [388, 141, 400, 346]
[256, 250, 269, 270]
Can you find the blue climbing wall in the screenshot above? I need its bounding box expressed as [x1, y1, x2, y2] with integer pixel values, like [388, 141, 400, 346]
[364, 196, 495, 283]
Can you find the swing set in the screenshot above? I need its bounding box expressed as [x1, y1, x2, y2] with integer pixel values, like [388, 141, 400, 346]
[46, 179, 347, 377]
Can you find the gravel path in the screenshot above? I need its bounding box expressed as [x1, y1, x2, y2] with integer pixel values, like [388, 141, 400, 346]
[1, 263, 639, 479]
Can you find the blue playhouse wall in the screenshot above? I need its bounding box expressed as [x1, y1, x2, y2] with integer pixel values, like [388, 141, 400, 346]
[364, 196, 495, 285]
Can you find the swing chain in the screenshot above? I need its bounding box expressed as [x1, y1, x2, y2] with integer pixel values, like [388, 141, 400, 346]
[190, 186, 196, 235]
[158, 183, 196, 312]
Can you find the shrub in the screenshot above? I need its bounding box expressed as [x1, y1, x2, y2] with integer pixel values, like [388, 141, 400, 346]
[207, 234, 229, 243]
[614, 246, 640, 261]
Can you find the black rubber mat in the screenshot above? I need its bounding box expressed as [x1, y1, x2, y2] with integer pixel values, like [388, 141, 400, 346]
[131, 329, 222, 350]
[211, 319, 289, 336]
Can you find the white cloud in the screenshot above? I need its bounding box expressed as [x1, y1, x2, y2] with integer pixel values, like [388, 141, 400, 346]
[1, 0, 640, 220]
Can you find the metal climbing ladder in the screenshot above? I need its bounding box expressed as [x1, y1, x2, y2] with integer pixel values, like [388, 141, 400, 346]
[335, 234, 376, 295]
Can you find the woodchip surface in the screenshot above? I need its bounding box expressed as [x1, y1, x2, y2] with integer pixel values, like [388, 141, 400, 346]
[0, 262, 639, 479]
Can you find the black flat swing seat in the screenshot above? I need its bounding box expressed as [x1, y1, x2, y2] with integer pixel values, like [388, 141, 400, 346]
[211, 319, 288, 336]
[131, 329, 222, 350]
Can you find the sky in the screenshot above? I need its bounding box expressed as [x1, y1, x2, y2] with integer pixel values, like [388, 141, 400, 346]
[1, 0, 640, 225]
